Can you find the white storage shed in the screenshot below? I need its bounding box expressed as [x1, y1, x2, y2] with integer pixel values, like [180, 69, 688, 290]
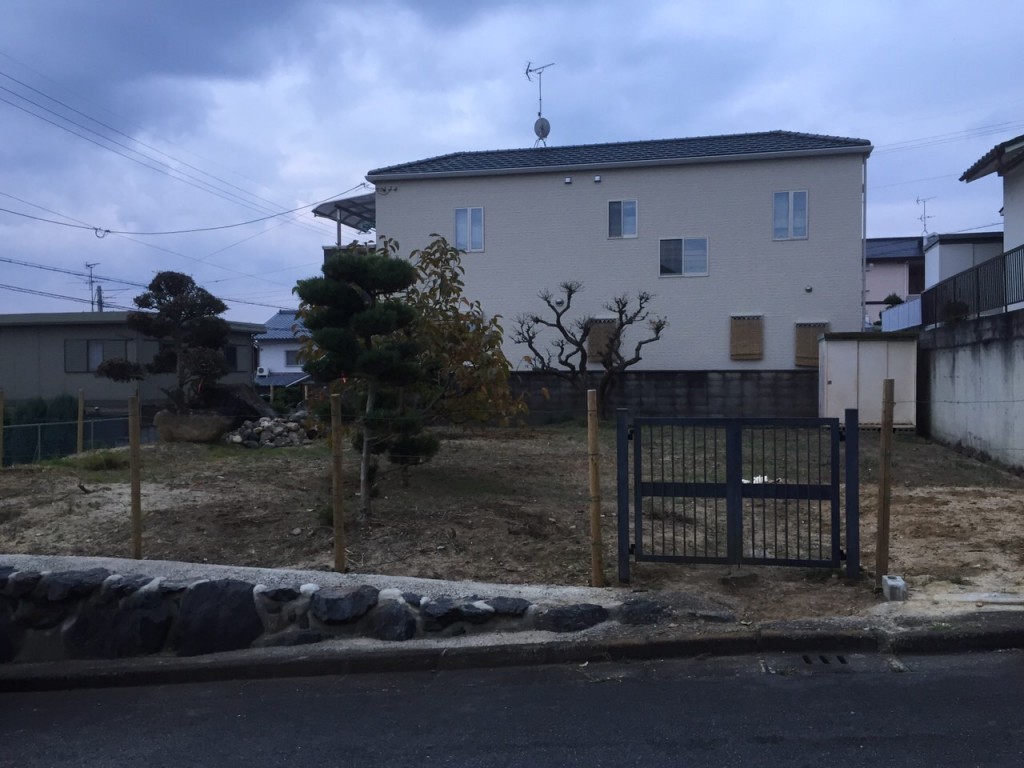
[818, 332, 918, 428]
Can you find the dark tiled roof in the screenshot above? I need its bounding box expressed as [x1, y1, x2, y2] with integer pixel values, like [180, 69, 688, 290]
[256, 310, 308, 341]
[961, 132, 1024, 182]
[866, 237, 924, 261]
[367, 130, 872, 179]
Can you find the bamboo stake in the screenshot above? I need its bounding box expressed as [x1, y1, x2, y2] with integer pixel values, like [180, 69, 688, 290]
[875, 379, 894, 589]
[587, 389, 605, 587]
[0, 389, 5, 468]
[331, 393, 346, 572]
[129, 394, 142, 559]
[77, 389, 85, 454]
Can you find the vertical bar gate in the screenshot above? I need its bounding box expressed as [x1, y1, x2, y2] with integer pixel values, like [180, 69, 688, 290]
[617, 410, 859, 582]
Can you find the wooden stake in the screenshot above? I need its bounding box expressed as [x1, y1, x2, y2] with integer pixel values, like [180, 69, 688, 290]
[129, 394, 142, 559]
[330, 393, 346, 572]
[587, 389, 605, 587]
[875, 378, 895, 589]
[77, 389, 85, 454]
[0, 389, 5, 468]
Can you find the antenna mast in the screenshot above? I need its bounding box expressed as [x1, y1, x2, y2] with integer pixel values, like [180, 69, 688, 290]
[916, 196, 935, 237]
[525, 61, 554, 147]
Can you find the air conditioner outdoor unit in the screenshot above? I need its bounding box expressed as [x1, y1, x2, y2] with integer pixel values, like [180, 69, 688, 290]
[256, 366, 269, 377]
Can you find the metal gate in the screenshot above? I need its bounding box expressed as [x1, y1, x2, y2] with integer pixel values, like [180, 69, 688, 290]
[616, 410, 860, 582]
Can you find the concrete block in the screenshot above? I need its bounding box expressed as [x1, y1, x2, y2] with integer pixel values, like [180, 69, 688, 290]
[882, 575, 907, 602]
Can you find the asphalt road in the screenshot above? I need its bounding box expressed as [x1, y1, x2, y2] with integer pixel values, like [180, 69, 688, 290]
[2, 651, 1024, 767]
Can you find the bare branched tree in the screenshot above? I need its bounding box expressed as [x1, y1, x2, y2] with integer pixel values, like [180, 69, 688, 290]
[511, 281, 667, 414]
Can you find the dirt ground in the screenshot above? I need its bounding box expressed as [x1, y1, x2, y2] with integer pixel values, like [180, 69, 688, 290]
[1, 425, 1022, 621]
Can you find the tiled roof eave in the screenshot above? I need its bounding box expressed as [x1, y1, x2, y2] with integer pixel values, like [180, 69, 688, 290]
[366, 144, 873, 182]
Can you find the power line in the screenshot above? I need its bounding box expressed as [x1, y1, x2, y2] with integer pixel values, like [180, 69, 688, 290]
[0, 255, 295, 311]
[0, 281, 134, 311]
[0, 67, 328, 226]
[0, 83, 329, 236]
[0, 183, 366, 237]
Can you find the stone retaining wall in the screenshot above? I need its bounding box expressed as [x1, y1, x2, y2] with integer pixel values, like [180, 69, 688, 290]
[0, 566, 669, 663]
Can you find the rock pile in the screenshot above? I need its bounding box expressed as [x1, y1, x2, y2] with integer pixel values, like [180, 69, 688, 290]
[222, 415, 319, 449]
[0, 565, 669, 663]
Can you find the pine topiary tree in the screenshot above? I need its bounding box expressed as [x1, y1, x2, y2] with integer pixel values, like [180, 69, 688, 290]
[295, 240, 438, 516]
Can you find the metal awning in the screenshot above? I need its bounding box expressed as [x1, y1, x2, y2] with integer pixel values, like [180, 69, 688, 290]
[312, 193, 376, 233]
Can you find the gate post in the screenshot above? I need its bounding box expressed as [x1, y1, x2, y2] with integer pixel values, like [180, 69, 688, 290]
[616, 409, 631, 583]
[725, 423, 743, 563]
[844, 409, 860, 581]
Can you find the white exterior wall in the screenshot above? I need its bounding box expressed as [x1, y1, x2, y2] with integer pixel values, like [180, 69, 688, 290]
[1004, 167, 1024, 251]
[864, 261, 909, 322]
[925, 240, 1005, 288]
[256, 340, 303, 375]
[375, 153, 865, 371]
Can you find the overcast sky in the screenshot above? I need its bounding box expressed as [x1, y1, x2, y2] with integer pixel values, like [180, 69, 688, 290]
[1, 0, 1021, 324]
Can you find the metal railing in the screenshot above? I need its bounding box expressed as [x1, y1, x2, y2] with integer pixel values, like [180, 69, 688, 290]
[919, 244, 1024, 327]
[0, 417, 155, 467]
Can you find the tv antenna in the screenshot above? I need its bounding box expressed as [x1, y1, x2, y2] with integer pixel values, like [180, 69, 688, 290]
[916, 196, 935, 236]
[525, 61, 554, 147]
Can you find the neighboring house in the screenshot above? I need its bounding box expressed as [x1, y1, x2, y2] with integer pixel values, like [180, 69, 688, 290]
[961, 131, 1024, 252]
[0, 311, 263, 408]
[864, 237, 924, 324]
[922, 232, 1004, 290]
[354, 130, 872, 376]
[254, 310, 310, 389]
[900, 132, 1024, 469]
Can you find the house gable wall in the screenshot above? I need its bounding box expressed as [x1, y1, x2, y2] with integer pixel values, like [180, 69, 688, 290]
[1005, 166, 1024, 252]
[375, 153, 865, 371]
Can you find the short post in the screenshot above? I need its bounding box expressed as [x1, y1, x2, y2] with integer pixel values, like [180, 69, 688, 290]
[330, 393, 346, 572]
[0, 388, 5, 468]
[587, 390, 605, 587]
[129, 394, 142, 559]
[77, 389, 85, 454]
[875, 379, 895, 589]
[844, 409, 860, 581]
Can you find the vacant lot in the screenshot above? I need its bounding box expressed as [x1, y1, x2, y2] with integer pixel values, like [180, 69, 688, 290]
[1, 425, 1022, 620]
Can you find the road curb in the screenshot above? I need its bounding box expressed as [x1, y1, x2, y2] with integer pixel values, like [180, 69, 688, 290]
[4, 612, 1024, 692]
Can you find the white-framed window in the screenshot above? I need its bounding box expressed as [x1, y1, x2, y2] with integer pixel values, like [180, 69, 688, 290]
[773, 190, 808, 240]
[455, 206, 484, 252]
[659, 237, 708, 277]
[608, 200, 637, 238]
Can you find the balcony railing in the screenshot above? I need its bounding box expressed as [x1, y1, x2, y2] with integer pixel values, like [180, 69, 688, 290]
[883, 244, 1024, 331]
[921, 244, 1024, 326]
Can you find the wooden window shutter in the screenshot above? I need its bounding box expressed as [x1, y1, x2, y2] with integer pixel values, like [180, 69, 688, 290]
[730, 315, 764, 361]
[794, 322, 829, 367]
[587, 319, 616, 364]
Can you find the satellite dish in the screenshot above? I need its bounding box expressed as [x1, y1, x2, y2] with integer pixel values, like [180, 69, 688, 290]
[534, 117, 550, 141]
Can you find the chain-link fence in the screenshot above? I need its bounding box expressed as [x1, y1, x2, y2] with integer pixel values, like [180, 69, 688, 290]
[1, 418, 156, 467]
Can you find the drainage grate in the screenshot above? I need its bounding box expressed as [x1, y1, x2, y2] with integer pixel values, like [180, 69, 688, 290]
[758, 653, 901, 676]
[802, 653, 848, 666]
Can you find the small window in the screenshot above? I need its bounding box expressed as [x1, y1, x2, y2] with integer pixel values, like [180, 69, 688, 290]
[64, 339, 127, 373]
[222, 346, 240, 372]
[586, 319, 617, 365]
[455, 206, 484, 252]
[285, 349, 300, 367]
[660, 238, 708, 276]
[608, 200, 637, 238]
[730, 316, 764, 361]
[773, 191, 808, 240]
[794, 322, 829, 367]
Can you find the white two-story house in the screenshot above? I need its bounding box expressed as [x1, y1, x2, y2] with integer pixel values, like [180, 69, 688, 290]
[364, 131, 871, 371]
[254, 310, 310, 389]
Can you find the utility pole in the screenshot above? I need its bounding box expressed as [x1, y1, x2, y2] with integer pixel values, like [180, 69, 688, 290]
[85, 262, 99, 311]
